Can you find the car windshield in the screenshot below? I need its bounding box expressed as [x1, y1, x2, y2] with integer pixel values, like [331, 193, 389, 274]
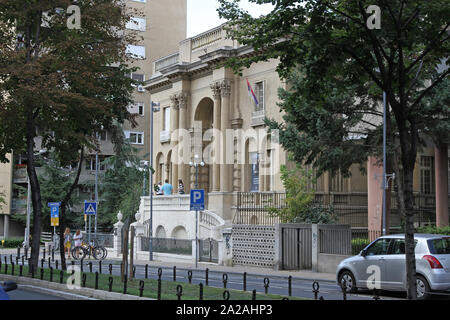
[428, 237, 450, 255]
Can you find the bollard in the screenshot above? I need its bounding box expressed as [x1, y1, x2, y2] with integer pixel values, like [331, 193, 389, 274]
[25, 247, 28, 260]
[223, 290, 230, 301]
[263, 277, 270, 294]
[199, 283, 204, 300]
[40, 268, 44, 280]
[55, 260, 58, 270]
[108, 277, 113, 292]
[312, 281, 320, 300]
[41, 259, 44, 269]
[222, 273, 228, 289]
[99, 261, 102, 274]
[341, 279, 347, 300]
[139, 280, 145, 297]
[252, 289, 256, 300]
[157, 279, 162, 300]
[11, 262, 14, 276]
[19, 265, 23, 276]
[373, 289, 380, 300]
[243, 272, 247, 291]
[60, 270, 64, 284]
[95, 272, 99, 290]
[176, 285, 183, 300]
[22, 256, 24, 266]
[82, 273, 87, 288]
[158, 268, 162, 281]
[132, 266, 136, 278]
[10, 254, 13, 264]
[205, 268, 209, 286]
[123, 274, 128, 294]
[17, 246, 21, 258]
[319, 296, 325, 300]
[80, 259, 84, 273]
[109, 264, 113, 275]
[16, 256, 19, 266]
[288, 276, 293, 297]
[43, 248, 46, 260]
[52, 249, 55, 262]
[50, 267, 53, 282]
[4, 256, 6, 264]
[173, 266, 176, 282]
[145, 264, 148, 279]
[48, 257, 51, 268]
[3, 263, 6, 275]
[188, 270, 193, 284]
[89, 262, 93, 273]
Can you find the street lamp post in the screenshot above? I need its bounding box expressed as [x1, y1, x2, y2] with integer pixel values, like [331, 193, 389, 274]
[189, 155, 205, 269]
[149, 101, 160, 261]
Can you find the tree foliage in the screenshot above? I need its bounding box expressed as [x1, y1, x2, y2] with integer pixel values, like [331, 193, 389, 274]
[218, 0, 449, 299]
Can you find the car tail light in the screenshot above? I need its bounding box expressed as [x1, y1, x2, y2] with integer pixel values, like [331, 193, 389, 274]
[422, 255, 443, 269]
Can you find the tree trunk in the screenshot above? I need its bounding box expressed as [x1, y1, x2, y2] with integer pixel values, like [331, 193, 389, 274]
[403, 167, 417, 300]
[26, 111, 42, 274]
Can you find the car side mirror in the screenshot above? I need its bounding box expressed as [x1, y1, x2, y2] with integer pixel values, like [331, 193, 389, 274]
[360, 249, 367, 257]
[2, 281, 17, 292]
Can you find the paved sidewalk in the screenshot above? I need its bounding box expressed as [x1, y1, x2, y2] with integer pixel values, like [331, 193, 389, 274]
[108, 256, 337, 283]
[1, 247, 337, 283]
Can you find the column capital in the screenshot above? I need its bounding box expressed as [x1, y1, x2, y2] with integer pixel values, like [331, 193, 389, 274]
[210, 81, 221, 99]
[177, 92, 189, 109]
[170, 94, 179, 110]
[220, 79, 232, 97]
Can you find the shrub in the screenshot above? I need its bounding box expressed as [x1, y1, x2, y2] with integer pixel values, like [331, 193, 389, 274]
[416, 225, 450, 235]
[351, 238, 371, 255]
[1, 238, 24, 248]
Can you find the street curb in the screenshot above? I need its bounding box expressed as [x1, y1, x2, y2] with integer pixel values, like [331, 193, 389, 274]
[0, 274, 154, 300]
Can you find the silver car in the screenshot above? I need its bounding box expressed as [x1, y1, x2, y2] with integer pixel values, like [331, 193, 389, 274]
[336, 234, 450, 299]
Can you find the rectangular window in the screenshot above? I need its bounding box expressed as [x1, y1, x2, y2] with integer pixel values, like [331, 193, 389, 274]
[254, 81, 265, 112]
[126, 45, 145, 60]
[128, 102, 144, 116]
[163, 107, 170, 131]
[420, 156, 435, 194]
[124, 131, 144, 145]
[126, 17, 146, 31]
[85, 157, 106, 171]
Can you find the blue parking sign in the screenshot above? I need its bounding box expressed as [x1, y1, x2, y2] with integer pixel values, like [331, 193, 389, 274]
[190, 190, 205, 211]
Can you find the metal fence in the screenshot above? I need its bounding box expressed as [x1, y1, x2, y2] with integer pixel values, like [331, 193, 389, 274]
[140, 237, 192, 256]
[199, 239, 219, 263]
[319, 225, 352, 255]
[235, 192, 447, 228]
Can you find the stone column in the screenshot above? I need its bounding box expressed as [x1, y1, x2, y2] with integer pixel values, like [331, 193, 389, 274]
[435, 143, 449, 227]
[170, 94, 180, 192]
[178, 93, 189, 192]
[220, 79, 232, 192]
[211, 82, 221, 192]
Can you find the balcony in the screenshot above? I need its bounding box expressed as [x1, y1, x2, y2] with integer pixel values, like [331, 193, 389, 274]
[160, 130, 170, 143]
[251, 109, 265, 127]
[13, 166, 27, 183]
[154, 52, 179, 74]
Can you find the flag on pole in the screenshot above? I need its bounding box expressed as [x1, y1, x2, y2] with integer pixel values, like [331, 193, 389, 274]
[246, 78, 259, 107]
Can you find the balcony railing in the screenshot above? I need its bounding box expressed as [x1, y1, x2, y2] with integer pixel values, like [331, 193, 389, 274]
[154, 52, 179, 73]
[191, 25, 225, 50]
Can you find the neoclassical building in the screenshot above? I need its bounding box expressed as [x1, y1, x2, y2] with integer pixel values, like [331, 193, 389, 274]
[144, 23, 449, 231]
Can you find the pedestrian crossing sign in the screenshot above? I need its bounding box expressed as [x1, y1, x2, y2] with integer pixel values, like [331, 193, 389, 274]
[84, 201, 97, 215]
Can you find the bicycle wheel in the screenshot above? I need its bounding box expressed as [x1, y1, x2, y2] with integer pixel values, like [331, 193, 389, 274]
[93, 246, 107, 260]
[71, 246, 86, 260]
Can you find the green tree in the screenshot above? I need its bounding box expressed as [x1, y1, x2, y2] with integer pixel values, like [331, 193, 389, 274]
[268, 164, 336, 224]
[0, 0, 140, 271]
[98, 124, 151, 226]
[218, 0, 449, 299]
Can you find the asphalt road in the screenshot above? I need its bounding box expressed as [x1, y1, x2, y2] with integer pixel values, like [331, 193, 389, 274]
[7, 287, 67, 300]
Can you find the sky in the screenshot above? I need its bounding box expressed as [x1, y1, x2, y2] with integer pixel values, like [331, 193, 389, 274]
[187, 0, 274, 37]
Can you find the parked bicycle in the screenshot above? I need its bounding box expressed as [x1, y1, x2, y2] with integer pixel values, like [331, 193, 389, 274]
[71, 238, 107, 260]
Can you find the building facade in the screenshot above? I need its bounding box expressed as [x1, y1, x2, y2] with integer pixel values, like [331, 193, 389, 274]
[144, 23, 449, 232]
[0, 0, 187, 238]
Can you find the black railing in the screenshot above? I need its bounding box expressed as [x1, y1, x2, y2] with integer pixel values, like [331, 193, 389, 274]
[140, 237, 192, 256]
[235, 192, 448, 228]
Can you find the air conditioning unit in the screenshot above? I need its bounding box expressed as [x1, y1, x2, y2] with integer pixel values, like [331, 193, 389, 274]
[137, 85, 145, 92]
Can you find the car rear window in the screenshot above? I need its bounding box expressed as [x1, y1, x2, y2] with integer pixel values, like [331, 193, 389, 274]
[428, 238, 450, 254]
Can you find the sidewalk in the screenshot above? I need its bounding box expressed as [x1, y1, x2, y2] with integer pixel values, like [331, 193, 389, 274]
[0, 247, 337, 283]
[109, 255, 337, 283]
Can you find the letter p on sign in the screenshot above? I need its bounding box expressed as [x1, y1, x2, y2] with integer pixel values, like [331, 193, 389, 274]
[190, 189, 205, 211]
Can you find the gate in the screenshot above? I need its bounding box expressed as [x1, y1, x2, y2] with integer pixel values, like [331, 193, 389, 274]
[199, 239, 218, 263]
[280, 224, 312, 270]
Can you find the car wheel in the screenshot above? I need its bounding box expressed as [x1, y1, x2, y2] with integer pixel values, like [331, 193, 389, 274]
[339, 270, 357, 293]
[416, 275, 431, 300]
